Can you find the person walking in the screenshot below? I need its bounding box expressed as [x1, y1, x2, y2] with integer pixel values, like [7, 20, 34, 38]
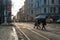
[34, 19, 41, 29]
[37, 19, 41, 29]
[34, 20, 38, 28]
[41, 19, 47, 30]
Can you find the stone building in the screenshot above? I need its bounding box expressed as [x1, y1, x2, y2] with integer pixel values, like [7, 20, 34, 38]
[17, 6, 26, 22]
[24, 0, 60, 22]
[24, 0, 36, 21]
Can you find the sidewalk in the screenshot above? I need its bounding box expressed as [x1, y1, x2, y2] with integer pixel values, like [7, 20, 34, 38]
[0, 25, 18, 40]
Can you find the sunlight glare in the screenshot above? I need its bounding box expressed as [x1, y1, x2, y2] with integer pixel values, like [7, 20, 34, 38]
[12, 0, 25, 16]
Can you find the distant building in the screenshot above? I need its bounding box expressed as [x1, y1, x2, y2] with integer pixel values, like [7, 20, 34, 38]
[17, 6, 26, 22]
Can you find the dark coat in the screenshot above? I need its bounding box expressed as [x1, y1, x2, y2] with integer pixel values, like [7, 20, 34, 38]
[42, 19, 46, 25]
[34, 20, 38, 26]
[34, 20, 41, 26]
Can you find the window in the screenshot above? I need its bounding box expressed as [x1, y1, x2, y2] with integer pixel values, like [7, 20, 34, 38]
[58, 7, 60, 13]
[50, 7, 56, 13]
[40, 0, 41, 4]
[51, 0, 54, 4]
[58, 0, 60, 4]
[44, 0, 46, 4]
[53, 7, 56, 13]
[31, 4, 33, 7]
[44, 8, 46, 13]
[31, 10, 33, 14]
[31, 0, 33, 2]
[50, 7, 52, 13]
[36, 1, 39, 7]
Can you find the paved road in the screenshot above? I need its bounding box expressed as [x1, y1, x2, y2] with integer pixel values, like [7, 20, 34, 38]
[14, 23, 60, 40]
[0, 26, 18, 40]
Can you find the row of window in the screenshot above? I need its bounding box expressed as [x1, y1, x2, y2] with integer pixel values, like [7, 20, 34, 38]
[30, 0, 60, 4]
[30, 7, 60, 14]
[30, 0, 60, 8]
[44, 7, 60, 13]
[44, 0, 60, 4]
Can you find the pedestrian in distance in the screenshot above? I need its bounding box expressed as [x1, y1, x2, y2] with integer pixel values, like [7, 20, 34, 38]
[41, 18, 47, 30]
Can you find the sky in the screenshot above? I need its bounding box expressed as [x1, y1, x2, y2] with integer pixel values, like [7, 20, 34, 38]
[12, 0, 25, 16]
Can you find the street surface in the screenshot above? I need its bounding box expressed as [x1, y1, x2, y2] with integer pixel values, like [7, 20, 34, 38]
[14, 22, 60, 40]
[0, 25, 18, 40]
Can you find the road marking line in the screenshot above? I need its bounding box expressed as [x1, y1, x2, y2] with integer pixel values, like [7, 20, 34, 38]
[15, 25, 30, 40]
[28, 28, 50, 40]
[19, 29, 30, 40]
[17, 27, 30, 40]
[12, 27, 19, 40]
[16, 24, 49, 40]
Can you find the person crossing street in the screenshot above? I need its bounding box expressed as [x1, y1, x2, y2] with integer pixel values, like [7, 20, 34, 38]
[34, 19, 41, 29]
[41, 19, 47, 30]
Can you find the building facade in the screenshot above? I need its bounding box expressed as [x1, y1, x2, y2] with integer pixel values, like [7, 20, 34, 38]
[17, 6, 26, 22]
[24, 0, 36, 21]
[0, 0, 12, 24]
[24, 0, 60, 22]
[38, 0, 60, 22]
